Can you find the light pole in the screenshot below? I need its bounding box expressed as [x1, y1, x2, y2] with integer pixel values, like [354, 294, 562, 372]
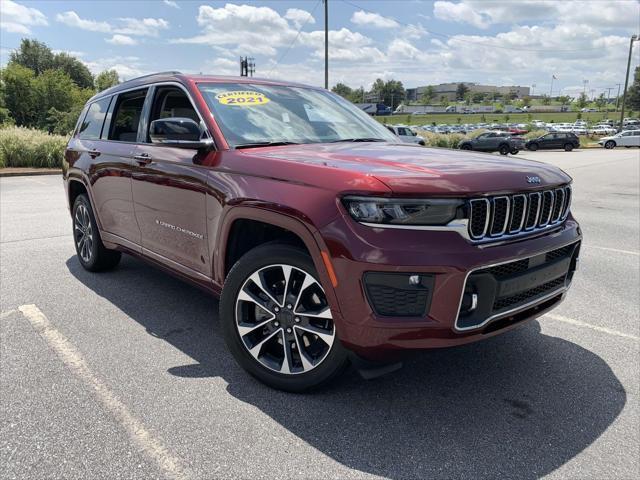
[619, 34, 639, 131]
[323, 0, 328, 89]
[531, 83, 536, 96]
[615, 83, 622, 110]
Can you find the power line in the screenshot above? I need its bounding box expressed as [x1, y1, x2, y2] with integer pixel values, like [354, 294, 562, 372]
[341, 0, 617, 53]
[267, 0, 321, 76]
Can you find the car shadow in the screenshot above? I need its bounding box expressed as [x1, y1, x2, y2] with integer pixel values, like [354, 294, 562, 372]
[66, 255, 626, 479]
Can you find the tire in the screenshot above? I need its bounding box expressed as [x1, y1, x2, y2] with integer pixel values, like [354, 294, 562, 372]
[510, 149, 519, 155]
[72, 194, 121, 272]
[418, 140, 425, 146]
[499, 144, 510, 155]
[604, 140, 616, 149]
[219, 243, 349, 392]
[528, 143, 539, 151]
[564, 143, 574, 152]
[460, 144, 472, 150]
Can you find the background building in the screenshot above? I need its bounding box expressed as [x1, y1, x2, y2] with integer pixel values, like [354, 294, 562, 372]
[406, 83, 531, 102]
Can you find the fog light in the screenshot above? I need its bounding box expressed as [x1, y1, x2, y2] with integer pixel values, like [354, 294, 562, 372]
[461, 292, 478, 313]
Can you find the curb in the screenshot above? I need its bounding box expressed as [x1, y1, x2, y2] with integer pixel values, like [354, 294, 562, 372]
[0, 169, 62, 178]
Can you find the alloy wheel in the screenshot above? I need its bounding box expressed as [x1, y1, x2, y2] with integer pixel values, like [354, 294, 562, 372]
[235, 264, 335, 375]
[74, 204, 93, 263]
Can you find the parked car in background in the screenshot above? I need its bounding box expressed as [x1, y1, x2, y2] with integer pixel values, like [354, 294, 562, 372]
[571, 126, 588, 135]
[508, 127, 528, 135]
[459, 131, 524, 155]
[386, 125, 426, 145]
[525, 132, 580, 152]
[589, 125, 617, 135]
[598, 130, 640, 149]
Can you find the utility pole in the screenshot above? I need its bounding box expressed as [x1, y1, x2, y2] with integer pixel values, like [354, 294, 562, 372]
[240, 57, 255, 77]
[549, 76, 554, 97]
[531, 83, 536, 96]
[615, 83, 622, 110]
[619, 34, 639, 131]
[582, 79, 589, 95]
[323, 0, 328, 89]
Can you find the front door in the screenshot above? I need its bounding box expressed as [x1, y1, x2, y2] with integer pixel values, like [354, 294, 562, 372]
[131, 85, 211, 276]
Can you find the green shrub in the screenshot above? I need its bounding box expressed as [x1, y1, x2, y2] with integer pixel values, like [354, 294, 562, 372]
[523, 129, 548, 140]
[0, 126, 67, 168]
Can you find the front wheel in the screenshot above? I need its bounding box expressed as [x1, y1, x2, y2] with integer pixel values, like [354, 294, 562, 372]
[527, 143, 539, 151]
[499, 144, 510, 155]
[564, 143, 574, 152]
[72, 194, 121, 271]
[604, 140, 616, 149]
[460, 144, 472, 150]
[220, 243, 349, 392]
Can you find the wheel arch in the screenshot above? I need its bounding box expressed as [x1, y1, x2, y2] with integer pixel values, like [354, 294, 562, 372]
[215, 206, 340, 312]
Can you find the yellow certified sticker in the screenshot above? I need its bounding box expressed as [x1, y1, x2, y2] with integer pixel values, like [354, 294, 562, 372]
[215, 91, 270, 106]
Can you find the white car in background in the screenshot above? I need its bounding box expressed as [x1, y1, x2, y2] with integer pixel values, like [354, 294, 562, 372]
[598, 130, 640, 149]
[571, 126, 588, 135]
[590, 125, 617, 135]
[386, 125, 426, 146]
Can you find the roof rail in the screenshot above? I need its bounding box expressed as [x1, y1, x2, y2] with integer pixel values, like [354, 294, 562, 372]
[121, 71, 183, 84]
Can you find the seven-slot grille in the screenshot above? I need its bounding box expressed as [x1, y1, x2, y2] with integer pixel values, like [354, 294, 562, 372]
[468, 186, 571, 241]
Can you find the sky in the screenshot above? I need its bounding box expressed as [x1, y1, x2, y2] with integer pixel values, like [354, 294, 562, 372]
[1, 0, 639, 98]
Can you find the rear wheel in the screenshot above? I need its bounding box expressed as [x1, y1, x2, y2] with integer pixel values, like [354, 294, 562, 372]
[564, 143, 574, 152]
[220, 243, 349, 392]
[72, 195, 121, 272]
[499, 144, 510, 155]
[604, 140, 616, 149]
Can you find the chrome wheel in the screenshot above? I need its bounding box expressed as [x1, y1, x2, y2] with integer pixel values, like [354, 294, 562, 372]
[235, 264, 335, 375]
[74, 204, 93, 263]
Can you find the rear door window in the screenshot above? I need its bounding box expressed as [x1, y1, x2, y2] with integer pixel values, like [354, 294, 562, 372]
[108, 89, 148, 142]
[77, 97, 111, 140]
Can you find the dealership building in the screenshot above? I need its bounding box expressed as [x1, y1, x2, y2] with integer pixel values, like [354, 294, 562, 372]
[406, 83, 531, 102]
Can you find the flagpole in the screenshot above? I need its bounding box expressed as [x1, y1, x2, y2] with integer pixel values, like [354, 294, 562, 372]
[549, 75, 554, 97]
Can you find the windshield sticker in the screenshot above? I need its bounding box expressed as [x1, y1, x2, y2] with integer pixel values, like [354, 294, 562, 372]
[215, 91, 270, 106]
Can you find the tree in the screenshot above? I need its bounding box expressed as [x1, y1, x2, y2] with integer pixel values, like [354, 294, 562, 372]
[53, 53, 94, 89]
[576, 92, 588, 109]
[456, 83, 469, 101]
[9, 39, 54, 75]
[331, 82, 353, 100]
[350, 86, 365, 104]
[595, 93, 607, 111]
[471, 92, 485, 104]
[627, 66, 640, 111]
[33, 69, 77, 129]
[95, 69, 120, 92]
[521, 95, 531, 107]
[420, 86, 435, 105]
[439, 95, 449, 107]
[370, 78, 405, 109]
[541, 95, 551, 105]
[464, 92, 472, 106]
[557, 95, 571, 106]
[1, 63, 37, 126]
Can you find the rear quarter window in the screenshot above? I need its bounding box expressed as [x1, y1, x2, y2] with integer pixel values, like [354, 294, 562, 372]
[77, 97, 112, 140]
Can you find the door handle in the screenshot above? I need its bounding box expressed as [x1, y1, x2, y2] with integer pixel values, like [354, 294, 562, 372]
[133, 153, 152, 166]
[88, 148, 101, 158]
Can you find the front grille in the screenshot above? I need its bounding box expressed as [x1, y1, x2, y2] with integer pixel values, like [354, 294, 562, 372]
[493, 277, 566, 311]
[485, 259, 529, 279]
[468, 186, 571, 242]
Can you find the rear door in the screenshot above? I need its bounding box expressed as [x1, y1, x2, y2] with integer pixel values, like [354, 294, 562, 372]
[131, 84, 211, 276]
[76, 92, 144, 249]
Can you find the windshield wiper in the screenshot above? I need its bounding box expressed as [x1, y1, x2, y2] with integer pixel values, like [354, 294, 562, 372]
[327, 138, 387, 143]
[235, 141, 302, 149]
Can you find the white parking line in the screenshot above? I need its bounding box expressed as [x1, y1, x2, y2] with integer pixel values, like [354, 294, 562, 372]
[0, 309, 17, 319]
[545, 313, 639, 341]
[17, 304, 190, 480]
[587, 245, 640, 256]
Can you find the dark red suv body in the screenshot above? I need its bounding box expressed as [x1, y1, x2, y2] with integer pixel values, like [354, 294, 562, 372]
[63, 72, 581, 391]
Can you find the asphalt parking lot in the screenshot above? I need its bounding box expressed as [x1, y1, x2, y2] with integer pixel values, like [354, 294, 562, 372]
[1, 147, 638, 480]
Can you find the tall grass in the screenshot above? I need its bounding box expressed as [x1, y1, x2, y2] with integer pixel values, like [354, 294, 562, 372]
[0, 126, 68, 168]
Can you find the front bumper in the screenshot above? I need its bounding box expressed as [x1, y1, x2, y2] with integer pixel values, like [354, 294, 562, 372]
[318, 213, 581, 360]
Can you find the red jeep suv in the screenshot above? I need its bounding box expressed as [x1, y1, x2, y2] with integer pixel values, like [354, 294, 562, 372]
[63, 72, 581, 391]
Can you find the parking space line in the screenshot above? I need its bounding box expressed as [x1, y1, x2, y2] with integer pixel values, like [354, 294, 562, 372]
[587, 245, 640, 256]
[17, 304, 190, 480]
[0, 309, 18, 319]
[545, 313, 639, 341]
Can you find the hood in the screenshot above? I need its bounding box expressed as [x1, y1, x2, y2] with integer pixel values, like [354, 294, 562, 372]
[246, 142, 571, 195]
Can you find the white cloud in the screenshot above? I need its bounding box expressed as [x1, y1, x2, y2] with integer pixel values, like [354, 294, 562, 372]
[284, 8, 316, 29]
[301, 28, 385, 62]
[434, 1, 640, 29]
[163, 0, 180, 8]
[0, 0, 48, 34]
[84, 55, 145, 80]
[115, 17, 169, 37]
[351, 10, 399, 29]
[56, 11, 169, 37]
[56, 11, 111, 32]
[106, 34, 138, 46]
[387, 39, 421, 60]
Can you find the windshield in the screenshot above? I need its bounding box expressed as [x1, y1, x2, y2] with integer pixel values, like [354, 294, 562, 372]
[197, 83, 398, 148]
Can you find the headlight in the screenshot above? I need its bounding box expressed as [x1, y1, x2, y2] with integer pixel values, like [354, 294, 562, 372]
[342, 196, 463, 226]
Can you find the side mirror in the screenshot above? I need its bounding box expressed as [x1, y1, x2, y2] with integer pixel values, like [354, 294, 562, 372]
[149, 117, 213, 149]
